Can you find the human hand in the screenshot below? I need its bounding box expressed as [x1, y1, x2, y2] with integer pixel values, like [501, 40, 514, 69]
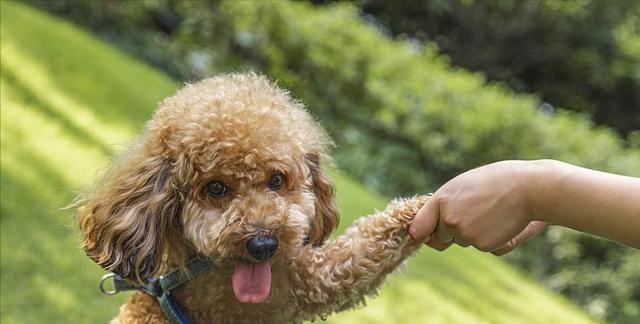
[409, 160, 547, 255]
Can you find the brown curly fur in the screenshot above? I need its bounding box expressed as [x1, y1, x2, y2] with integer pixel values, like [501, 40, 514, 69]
[76, 73, 429, 323]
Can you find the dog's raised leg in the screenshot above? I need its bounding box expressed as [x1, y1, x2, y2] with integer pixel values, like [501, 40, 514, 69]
[290, 195, 429, 321]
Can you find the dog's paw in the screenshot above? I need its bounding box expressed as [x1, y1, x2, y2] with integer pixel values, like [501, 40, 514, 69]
[388, 194, 431, 223]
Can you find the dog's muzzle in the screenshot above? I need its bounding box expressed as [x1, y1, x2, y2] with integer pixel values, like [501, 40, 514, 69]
[246, 236, 278, 261]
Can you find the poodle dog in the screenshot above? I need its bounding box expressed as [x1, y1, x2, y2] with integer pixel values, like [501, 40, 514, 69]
[77, 73, 429, 323]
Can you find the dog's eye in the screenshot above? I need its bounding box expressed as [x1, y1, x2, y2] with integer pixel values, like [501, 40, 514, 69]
[205, 181, 229, 197]
[267, 173, 285, 190]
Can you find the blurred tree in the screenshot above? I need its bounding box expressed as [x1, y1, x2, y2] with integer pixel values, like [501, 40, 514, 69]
[337, 0, 640, 136]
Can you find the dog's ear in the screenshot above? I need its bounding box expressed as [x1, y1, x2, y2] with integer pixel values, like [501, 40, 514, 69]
[77, 147, 185, 282]
[305, 152, 339, 245]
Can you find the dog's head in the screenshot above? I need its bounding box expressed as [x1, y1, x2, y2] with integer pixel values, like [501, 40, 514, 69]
[77, 73, 338, 303]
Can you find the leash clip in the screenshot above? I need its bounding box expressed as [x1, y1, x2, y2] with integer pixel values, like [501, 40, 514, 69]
[99, 273, 119, 295]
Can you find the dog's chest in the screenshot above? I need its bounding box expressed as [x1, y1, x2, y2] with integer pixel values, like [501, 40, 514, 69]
[174, 267, 299, 323]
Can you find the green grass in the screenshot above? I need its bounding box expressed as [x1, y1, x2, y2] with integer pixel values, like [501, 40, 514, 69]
[0, 2, 597, 323]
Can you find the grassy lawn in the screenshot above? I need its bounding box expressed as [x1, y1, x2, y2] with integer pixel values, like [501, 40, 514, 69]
[0, 2, 597, 323]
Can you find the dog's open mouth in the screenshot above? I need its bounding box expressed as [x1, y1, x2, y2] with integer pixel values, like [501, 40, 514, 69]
[232, 261, 271, 303]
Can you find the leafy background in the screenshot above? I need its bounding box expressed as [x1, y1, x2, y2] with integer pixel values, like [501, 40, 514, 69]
[2, 0, 639, 323]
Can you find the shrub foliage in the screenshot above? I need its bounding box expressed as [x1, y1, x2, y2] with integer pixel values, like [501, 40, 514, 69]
[354, 0, 640, 136]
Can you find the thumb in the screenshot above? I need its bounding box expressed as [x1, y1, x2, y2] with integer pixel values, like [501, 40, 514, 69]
[491, 221, 547, 256]
[409, 195, 440, 241]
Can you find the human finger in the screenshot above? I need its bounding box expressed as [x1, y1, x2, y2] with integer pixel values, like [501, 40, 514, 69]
[454, 237, 471, 247]
[491, 221, 547, 256]
[409, 195, 440, 241]
[425, 236, 453, 251]
[434, 219, 455, 245]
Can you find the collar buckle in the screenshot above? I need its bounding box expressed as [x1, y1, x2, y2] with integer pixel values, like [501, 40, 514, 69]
[97, 256, 213, 324]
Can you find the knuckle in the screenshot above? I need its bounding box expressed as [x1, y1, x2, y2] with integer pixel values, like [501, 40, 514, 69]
[442, 215, 462, 228]
[435, 244, 451, 251]
[455, 228, 475, 247]
[435, 194, 450, 207]
[506, 240, 516, 250]
[457, 240, 471, 248]
[474, 239, 494, 252]
[427, 240, 449, 251]
[505, 239, 519, 251]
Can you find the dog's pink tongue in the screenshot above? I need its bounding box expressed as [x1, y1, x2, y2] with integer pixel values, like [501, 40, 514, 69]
[232, 261, 271, 303]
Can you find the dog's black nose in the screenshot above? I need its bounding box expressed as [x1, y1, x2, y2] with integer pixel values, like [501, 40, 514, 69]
[246, 236, 278, 261]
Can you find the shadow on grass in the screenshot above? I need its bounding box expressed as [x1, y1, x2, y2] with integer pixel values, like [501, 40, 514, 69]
[1, 68, 112, 156]
[0, 148, 124, 322]
[1, 2, 177, 130]
[0, 170, 121, 323]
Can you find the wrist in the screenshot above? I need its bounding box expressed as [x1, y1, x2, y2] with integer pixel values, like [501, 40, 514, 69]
[521, 159, 564, 223]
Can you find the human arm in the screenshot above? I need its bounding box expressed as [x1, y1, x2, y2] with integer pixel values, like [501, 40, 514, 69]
[409, 160, 640, 254]
[527, 159, 640, 248]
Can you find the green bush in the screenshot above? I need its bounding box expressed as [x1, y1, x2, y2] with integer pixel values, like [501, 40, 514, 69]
[355, 0, 640, 135]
